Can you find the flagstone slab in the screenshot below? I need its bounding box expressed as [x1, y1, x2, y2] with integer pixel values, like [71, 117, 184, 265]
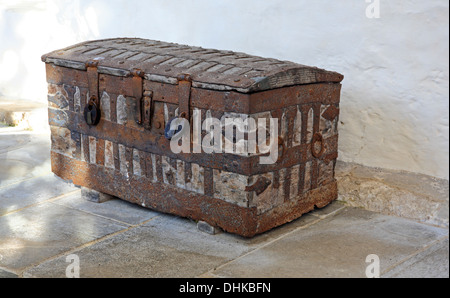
[0, 132, 51, 188]
[0, 202, 127, 271]
[52, 192, 160, 226]
[0, 173, 79, 215]
[209, 207, 448, 278]
[22, 211, 320, 278]
[382, 238, 449, 278]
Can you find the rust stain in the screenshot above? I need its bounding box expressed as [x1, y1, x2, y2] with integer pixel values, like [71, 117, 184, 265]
[321, 105, 340, 121]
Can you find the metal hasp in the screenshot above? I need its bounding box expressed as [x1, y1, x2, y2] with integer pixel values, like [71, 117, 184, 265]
[177, 73, 192, 120]
[131, 68, 153, 129]
[164, 73, 192, 140]
[142, 90, 153, 129]
[84, 60, 101, 126]
[131, 68, 145, 125]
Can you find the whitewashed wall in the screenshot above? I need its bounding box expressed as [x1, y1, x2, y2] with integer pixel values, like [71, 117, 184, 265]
[0, 0, 448, 180]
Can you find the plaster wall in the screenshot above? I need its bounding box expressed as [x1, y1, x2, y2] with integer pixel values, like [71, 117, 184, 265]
[0, 0, 448, 179]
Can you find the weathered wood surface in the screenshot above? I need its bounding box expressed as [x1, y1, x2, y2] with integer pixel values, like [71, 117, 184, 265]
[42, 38, 343, 93]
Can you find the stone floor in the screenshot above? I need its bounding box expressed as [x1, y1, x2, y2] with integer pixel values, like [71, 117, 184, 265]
[0, 126, 448, 278]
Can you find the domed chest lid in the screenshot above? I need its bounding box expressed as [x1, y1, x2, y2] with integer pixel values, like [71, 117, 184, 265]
[42, 38, 343, 93]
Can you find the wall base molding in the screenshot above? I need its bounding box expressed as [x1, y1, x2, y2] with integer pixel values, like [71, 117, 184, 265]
[336, 160, 449, 228]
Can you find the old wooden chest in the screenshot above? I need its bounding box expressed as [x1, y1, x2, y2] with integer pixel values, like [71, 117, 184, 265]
[42, 38, 343, 237]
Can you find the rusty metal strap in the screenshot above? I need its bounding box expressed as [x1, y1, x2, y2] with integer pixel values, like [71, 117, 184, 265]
[131, 71, 191, 128]
[245, 176, 271, 195]
[131, 69, 145, 125]
[177, 74, 192, 120]
[143, 90, 153, 129]
[86, 60, 99, 105]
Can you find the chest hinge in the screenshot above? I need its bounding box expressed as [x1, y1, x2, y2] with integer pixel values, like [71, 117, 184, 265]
[84, 60, 101, 126]
[177, 73, 192, 120]
[86, 60, 100, 106]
